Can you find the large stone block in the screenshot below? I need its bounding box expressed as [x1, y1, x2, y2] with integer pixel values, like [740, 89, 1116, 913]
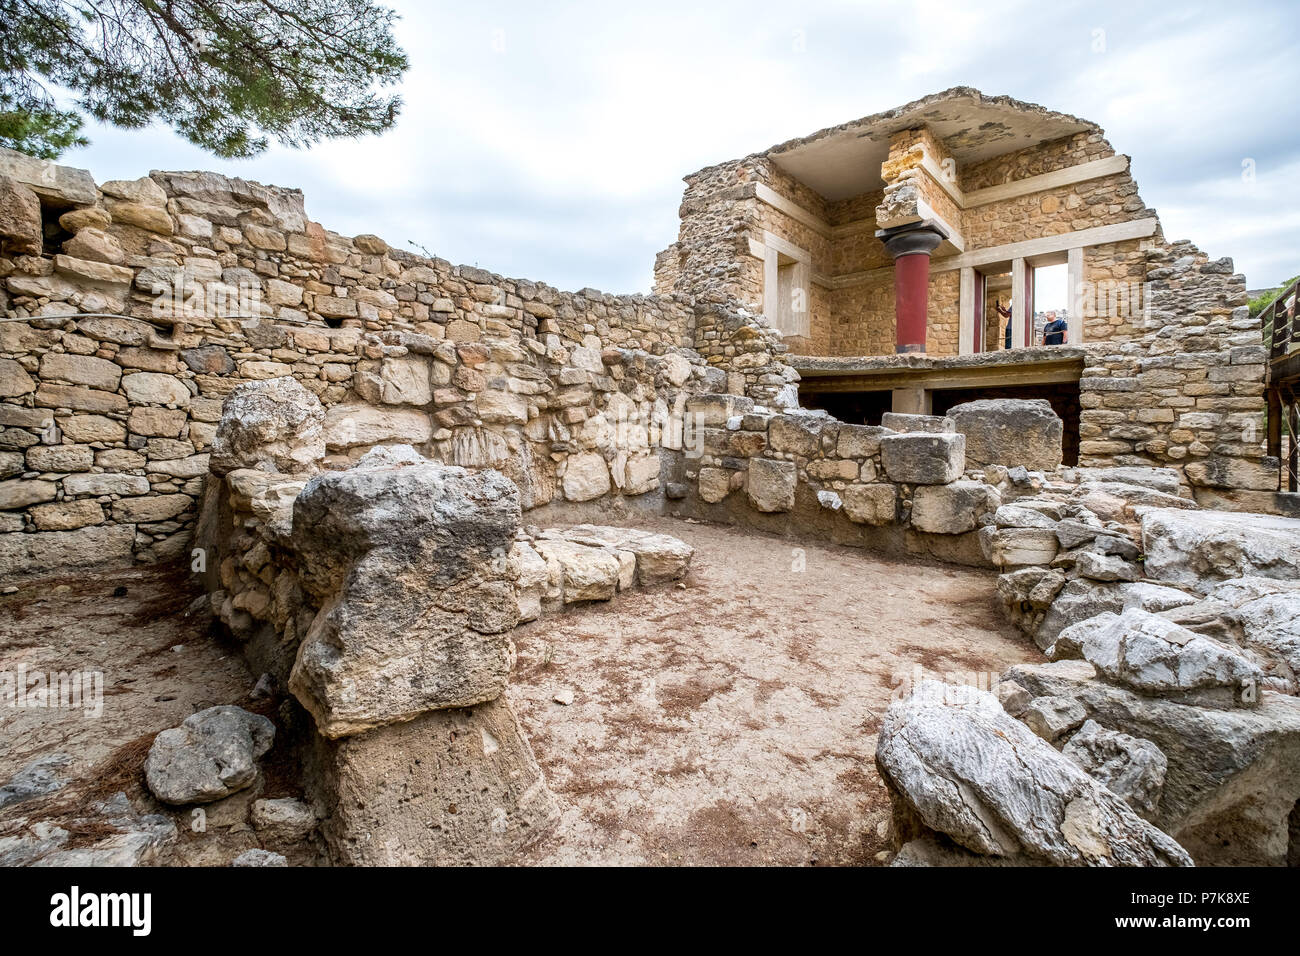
[561, 451, 610, 502]
[746, 458, 796, 513]
[947, 399, 1062, 471]
[322, 402, 432, 451]
[0, 174, 42, 256]
[1142, 508, 1300, 588]
[910, 480, 1001, 535]
[880, 432, 965, 485]
[842, 483, 897, 525]
[0, 524, 136, 578]
[978, 526, 1059, 568]
[319, 697, 558, 865]
[288, 447, 521, 738]
[211, 376, 325, 475]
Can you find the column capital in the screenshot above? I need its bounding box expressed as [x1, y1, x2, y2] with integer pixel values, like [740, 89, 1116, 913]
[876, 219, 949, 260]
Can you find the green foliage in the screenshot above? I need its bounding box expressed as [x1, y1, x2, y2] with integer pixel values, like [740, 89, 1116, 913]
[0, 0, 409, 159]
[1250, 275, 1300, 317]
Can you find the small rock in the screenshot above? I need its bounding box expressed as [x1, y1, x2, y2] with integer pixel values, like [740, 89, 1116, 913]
[232, 849, 288, 867]
[145, 705, 275, 805]
[553, 688, 575, 706]
[1022, 695, 1087, 741]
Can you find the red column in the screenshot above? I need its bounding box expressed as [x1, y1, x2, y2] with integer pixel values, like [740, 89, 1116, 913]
[877, 221, 948, 354]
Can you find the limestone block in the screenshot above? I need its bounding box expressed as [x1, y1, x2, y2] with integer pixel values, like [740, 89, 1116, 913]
[979, 526, 1059, 568]
[835, 423, 893, 459]
[323, 402, 432, 451]
[697, 466, 733, 503]
[876, 680, 1192, 866]
[910, 480, 1000, 534]
[319, 698, 558, 865]
[842, 483, 897, 525]
[288, 448, 521, 737]
[561, 451, 610, 502]
[0, 479, 57, 510]
[0, 174, 42, 255]
[144, 706, 275, 805]
[558, 525, 693, 585]
[880, 432, 965, 485]
[0, 359, 35, 398]
[63, 473, 150, 496]
[121, 372, 191, 406]
[746, 458, 796, 513]
[947, 399, 1062, 471]
[533, 539, 620, 602]
[0, 524, 136, 578]
[881, 413, 953, 434]
[210, 377, 325, 475]
[1141, 508, 1300, 588]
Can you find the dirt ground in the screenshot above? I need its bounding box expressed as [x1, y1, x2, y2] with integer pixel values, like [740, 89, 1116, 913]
[0, 516, 1040, 867]
[0, 564, 314, 865]
[511, 515, 1040, 866]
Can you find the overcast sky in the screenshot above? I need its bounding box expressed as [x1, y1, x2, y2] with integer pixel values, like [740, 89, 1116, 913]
[66, 0, 1300, 296]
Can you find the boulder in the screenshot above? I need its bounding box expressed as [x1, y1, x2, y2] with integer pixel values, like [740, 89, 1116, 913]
[946, 399, 1062, 471]
[1035, 579, 1197, 652]
[1142, 508, 1300, 588]
[746, 458, 796, 513]
[288, 448, 521, 737]
[910, 480, 1000, 534]
[875, 681, 1192, 866]
[144, 706, 275, 805]
[211, 377, 325, 476]
[1065, 466, 1182, 496]
[1006, 659, 1300, 865]
[880, 432, 965, 485]
[1206, 577, 1300, 685]
[1074, 609, 1261, 702]
[1074, 551, 1140, 582]
[1062, 720, 1167, 820]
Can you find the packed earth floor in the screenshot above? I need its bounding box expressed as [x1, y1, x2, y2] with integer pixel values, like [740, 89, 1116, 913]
[0, 517, 1041, 866]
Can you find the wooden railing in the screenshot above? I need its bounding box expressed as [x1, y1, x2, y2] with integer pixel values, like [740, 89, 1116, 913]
[1264, 277, 1300, 361]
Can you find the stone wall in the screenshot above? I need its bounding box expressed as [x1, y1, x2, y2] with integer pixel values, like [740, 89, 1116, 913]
[0, 148, 789, 578]
[1078, 239, 1275, 508]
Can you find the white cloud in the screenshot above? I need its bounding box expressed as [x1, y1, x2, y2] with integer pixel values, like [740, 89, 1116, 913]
[62, 0, 1300, 292]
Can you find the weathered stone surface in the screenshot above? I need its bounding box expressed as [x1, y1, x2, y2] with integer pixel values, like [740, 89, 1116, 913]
[251, 797, 318, 843]
[979, 525, 1058, 568]
[1062, 719, 1167, 820]
[842, 483, 897, 525]
[25, 444, 92, 472]
[994, 503, 1058, 530]
[910, 480, 1000, 534]
[835, 423, 893, 459]
[534, 538, 620, 602]
[1075, 609, 1261, 701]
[1022, 695, 1087, 741]
[1007, 660, 1300, 865]
[323, 402, 432, 450]
[1142, 508, 1300, 588]
[558, 525, 693, 585]
[289, 448, 521, 737]
[875, 681, 1192, 866]
[880, 432, 965, 485]
[746, 458, 796, 512]
[1036, 579, 1196, 652]
[561, 451, 610, 502]
[0, 174, 42, 255]
[1066, 466, 1182, 496]
[881, 412, 953, 434]
[947, 399, 1062, 470]
[113, 494, 192, 523]
[211, 377, 325, 475]
[1206, 577, 1300, 682]
[144, 705, 275, 805]
[63, 473, 150, 496]
[29, 499, 103, 531]
[319, 697, 558, 865]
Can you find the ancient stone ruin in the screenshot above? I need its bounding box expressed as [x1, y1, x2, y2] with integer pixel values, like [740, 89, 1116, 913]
[1, 88, 1298, 867]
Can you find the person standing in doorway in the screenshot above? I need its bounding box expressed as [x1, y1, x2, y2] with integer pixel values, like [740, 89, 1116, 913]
[997, 299, 1013, 349]
[1041, 310, 1068, 345]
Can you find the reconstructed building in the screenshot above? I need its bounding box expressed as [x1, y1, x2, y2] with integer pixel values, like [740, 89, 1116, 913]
[655, 88, 1277, 506]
